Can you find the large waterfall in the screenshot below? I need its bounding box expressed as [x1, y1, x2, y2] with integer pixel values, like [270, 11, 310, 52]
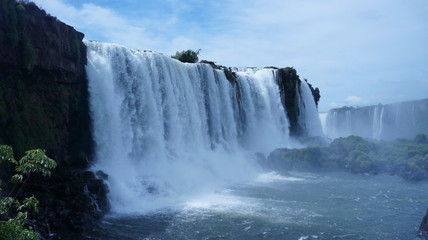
[325, 99, 428, 140]
[85, 41, 322, 213]
[298, 80, 324, 137]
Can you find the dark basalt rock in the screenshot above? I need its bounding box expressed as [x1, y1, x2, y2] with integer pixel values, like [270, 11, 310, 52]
[222, 66, 321, 139]
[277, 68, 321, 138]
[420, 208, 428, 233]
[276, 67, 321, 138]
[0, 0, 108, 238]
[277, 67, 303, 137]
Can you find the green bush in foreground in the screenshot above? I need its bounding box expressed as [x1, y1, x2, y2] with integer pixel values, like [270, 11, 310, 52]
[0, 145, 56, 240]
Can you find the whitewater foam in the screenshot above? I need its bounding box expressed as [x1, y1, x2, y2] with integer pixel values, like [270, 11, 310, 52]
[85, 40, 322, 214]
[255, 171, 304, 183]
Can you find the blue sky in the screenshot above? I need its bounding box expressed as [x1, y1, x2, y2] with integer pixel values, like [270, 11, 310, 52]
[32, 0, 428, 111]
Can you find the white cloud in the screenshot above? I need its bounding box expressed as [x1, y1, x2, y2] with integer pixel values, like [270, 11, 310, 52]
[345, 96, 368, 105]
[31, 0, 428, 112]
[32, 0, 158, 50]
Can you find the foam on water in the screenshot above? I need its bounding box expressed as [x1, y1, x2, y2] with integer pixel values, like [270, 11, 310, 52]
[85, 41, 322, 214]
[255, 171, 305, 183]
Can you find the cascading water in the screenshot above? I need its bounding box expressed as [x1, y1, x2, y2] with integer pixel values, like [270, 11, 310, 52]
[374, 106, 385, 140]
[85, 41, 320, 213]
[82, 41, 428, 240]
[297, 80, 324, 137]
[234, 69, 290, 152]
[325, 99, 428, 140]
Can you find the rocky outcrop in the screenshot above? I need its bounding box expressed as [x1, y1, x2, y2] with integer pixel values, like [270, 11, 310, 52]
[0, 0, 89, 163]
[421, 208, 428, 233]
[277, 67, 301, 136]
[220, 66, 321, 138]
[0, 0, 107, 237]
[277, 67, 320, 137]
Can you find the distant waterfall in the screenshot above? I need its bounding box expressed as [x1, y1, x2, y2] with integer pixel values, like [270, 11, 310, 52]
[85, 41, 320, 213]
[325, 99, 428, 140]
[372, 106, 385, 140]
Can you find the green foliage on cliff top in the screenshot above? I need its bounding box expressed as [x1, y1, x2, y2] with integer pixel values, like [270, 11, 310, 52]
[0, 145, 57, 240]
[172, 49, 200, 63]
[1, 0, 38, 69]
[266, 134, 428, 181]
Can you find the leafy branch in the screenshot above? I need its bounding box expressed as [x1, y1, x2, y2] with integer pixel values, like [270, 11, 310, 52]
[0, 145, 57, 240]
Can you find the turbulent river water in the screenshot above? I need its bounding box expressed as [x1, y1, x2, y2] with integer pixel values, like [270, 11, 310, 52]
[84, 171, 428, 240]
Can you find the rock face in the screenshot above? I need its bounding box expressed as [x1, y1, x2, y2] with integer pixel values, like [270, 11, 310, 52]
[277, 67, 320, 137]
[212, 65, 321, 139]
[1, 0, 320, 236]
[421, 209, 428, 233]
[0, 0, 107, 237]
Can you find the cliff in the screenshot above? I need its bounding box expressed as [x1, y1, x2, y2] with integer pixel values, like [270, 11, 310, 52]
[0, 0, 321, 236]
[215, 65, 321, 138]
[421, 208, 428, 233]
[0, 0, 106, 236]
[277, 67, 320, 137]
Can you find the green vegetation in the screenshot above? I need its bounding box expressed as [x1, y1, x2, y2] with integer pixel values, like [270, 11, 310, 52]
[0, 75, 56, 156]
[71, 39, 82, 60]
[266, 134, 428, 180]
[20, 35, 36, 68]
[1, 0, 37, 68]
[172, 49, 200, 63]
[0, 145, 57, 240]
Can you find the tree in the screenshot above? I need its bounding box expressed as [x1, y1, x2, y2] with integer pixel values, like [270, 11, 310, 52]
[0, 145, 57, 240]
[171, 49, 201, 63]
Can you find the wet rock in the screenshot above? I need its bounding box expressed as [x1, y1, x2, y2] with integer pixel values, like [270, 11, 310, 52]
[0, 0, 106, 238]
[420, 208, 428, 233]
[96, 170, 109, 180]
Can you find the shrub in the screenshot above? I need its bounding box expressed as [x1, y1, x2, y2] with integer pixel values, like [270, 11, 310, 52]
[171, 49, 200, 63]
[0, 145, 57, 240]
[415, 134, 428, 144]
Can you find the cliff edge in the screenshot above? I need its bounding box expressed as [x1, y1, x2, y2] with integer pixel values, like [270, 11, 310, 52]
[0, 0, 107, 237]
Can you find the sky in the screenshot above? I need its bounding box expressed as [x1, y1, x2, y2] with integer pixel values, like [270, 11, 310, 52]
[32, 0, 428, 111]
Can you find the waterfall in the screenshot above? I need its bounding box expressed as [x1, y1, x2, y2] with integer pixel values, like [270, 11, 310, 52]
[297, 80, 324, 137]
[234, 69, 290, 152]
[85, 41, 321, 213]
[328, 111, 338, 139]
[372, 106, 379, 139]
[325, 99, 428, 140]
[345, 110, 352, 135]
[377, 106, 385, 140]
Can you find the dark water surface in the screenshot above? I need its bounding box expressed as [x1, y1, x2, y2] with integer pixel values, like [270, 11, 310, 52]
[84, 172, 428, 240]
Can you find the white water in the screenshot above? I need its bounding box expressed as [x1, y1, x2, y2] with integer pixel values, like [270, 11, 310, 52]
[87, 172, 428, 240]
[85, 41, 321, 214]
[298, 80, 324, 137]
[325, 99, 428, 140]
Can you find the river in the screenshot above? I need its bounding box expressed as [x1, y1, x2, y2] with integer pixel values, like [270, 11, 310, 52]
[84, 171, 428, 240]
